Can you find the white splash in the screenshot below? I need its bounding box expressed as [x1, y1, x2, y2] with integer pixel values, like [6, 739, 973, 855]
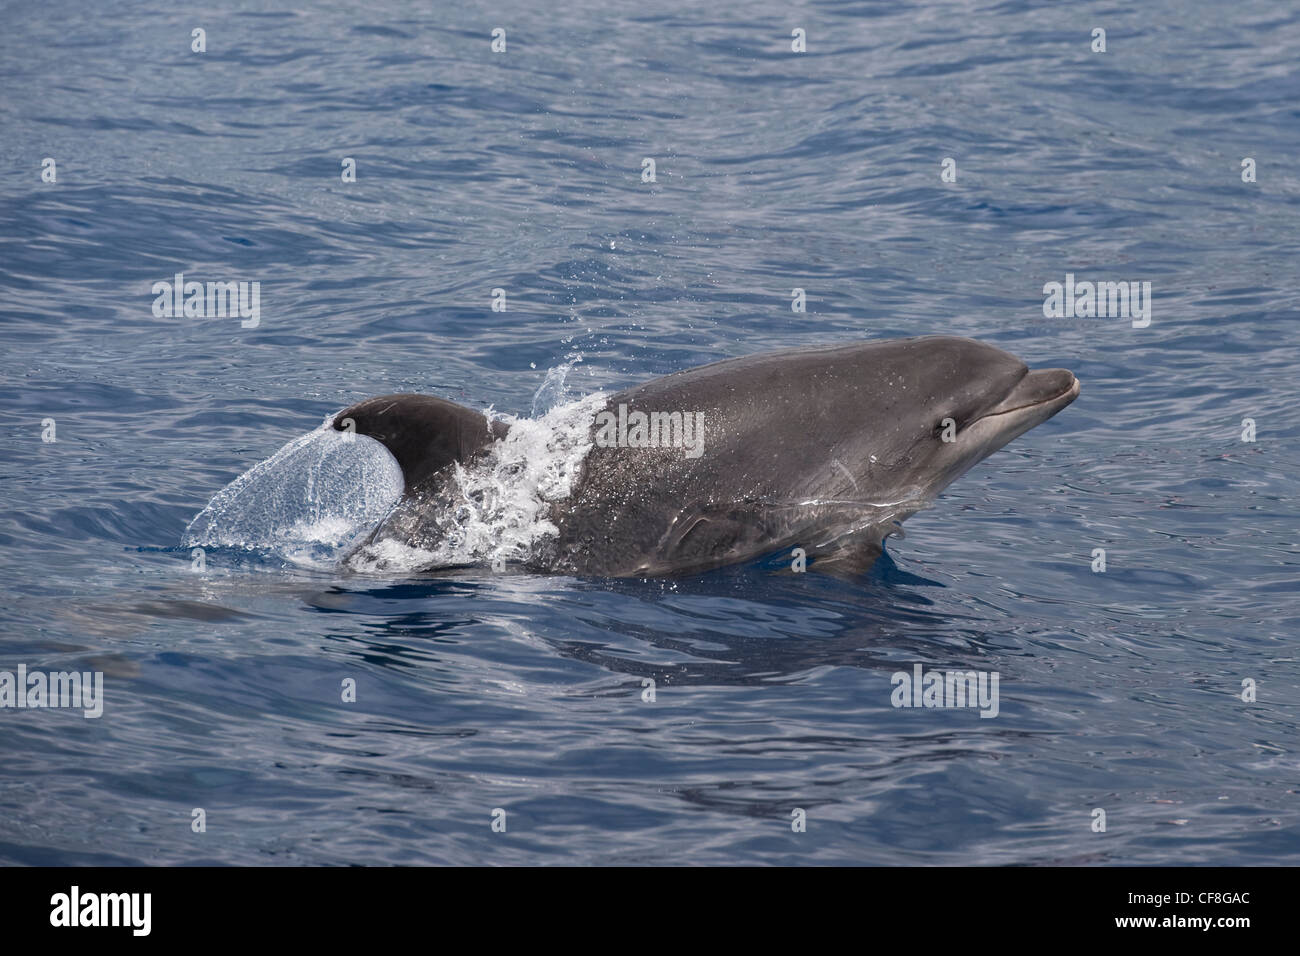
[182, 421, 405, 567]
[345, 392, 607, 574]
[530, 352, 584, 417]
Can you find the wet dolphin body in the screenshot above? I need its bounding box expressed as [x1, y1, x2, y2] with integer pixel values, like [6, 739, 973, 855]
[334, 336, 1079, 577]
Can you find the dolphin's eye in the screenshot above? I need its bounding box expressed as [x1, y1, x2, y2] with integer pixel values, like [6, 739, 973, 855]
[934, 417, 958, 437]
[934, 415, 970, 442]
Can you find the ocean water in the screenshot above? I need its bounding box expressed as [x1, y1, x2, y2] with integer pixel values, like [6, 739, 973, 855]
[1, 0, 1298, 865]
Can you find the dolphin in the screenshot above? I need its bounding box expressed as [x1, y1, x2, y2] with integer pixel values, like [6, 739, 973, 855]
[330, 336, 1079, 577]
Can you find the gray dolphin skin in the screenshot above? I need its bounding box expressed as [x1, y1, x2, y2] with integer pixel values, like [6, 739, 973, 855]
[334, 336, 1079, 577]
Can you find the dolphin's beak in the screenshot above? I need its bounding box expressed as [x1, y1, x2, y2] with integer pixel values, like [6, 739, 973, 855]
[960, 368, 1080, 457]
[980, 368, 1080, 422]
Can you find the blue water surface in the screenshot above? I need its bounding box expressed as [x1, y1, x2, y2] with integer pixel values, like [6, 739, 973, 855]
[1, 0, 1298, 865]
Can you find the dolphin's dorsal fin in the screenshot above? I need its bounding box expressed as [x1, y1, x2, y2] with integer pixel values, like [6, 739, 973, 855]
[333, 394, 508, 494]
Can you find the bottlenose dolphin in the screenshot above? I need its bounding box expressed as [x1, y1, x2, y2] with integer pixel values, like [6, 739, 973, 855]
[332, 336, 1079, 577]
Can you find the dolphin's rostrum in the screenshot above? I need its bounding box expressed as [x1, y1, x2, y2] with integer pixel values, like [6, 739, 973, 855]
[332, 336, 1080, 577]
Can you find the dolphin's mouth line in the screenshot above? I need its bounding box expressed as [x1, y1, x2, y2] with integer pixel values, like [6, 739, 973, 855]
[975, 374, 1080, 423]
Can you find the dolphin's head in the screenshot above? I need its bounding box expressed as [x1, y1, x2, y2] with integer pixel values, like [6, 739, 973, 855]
[806, 337, 1079, 506]
[925, 346, 1077, 494]
[331, 394, 507, 494]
